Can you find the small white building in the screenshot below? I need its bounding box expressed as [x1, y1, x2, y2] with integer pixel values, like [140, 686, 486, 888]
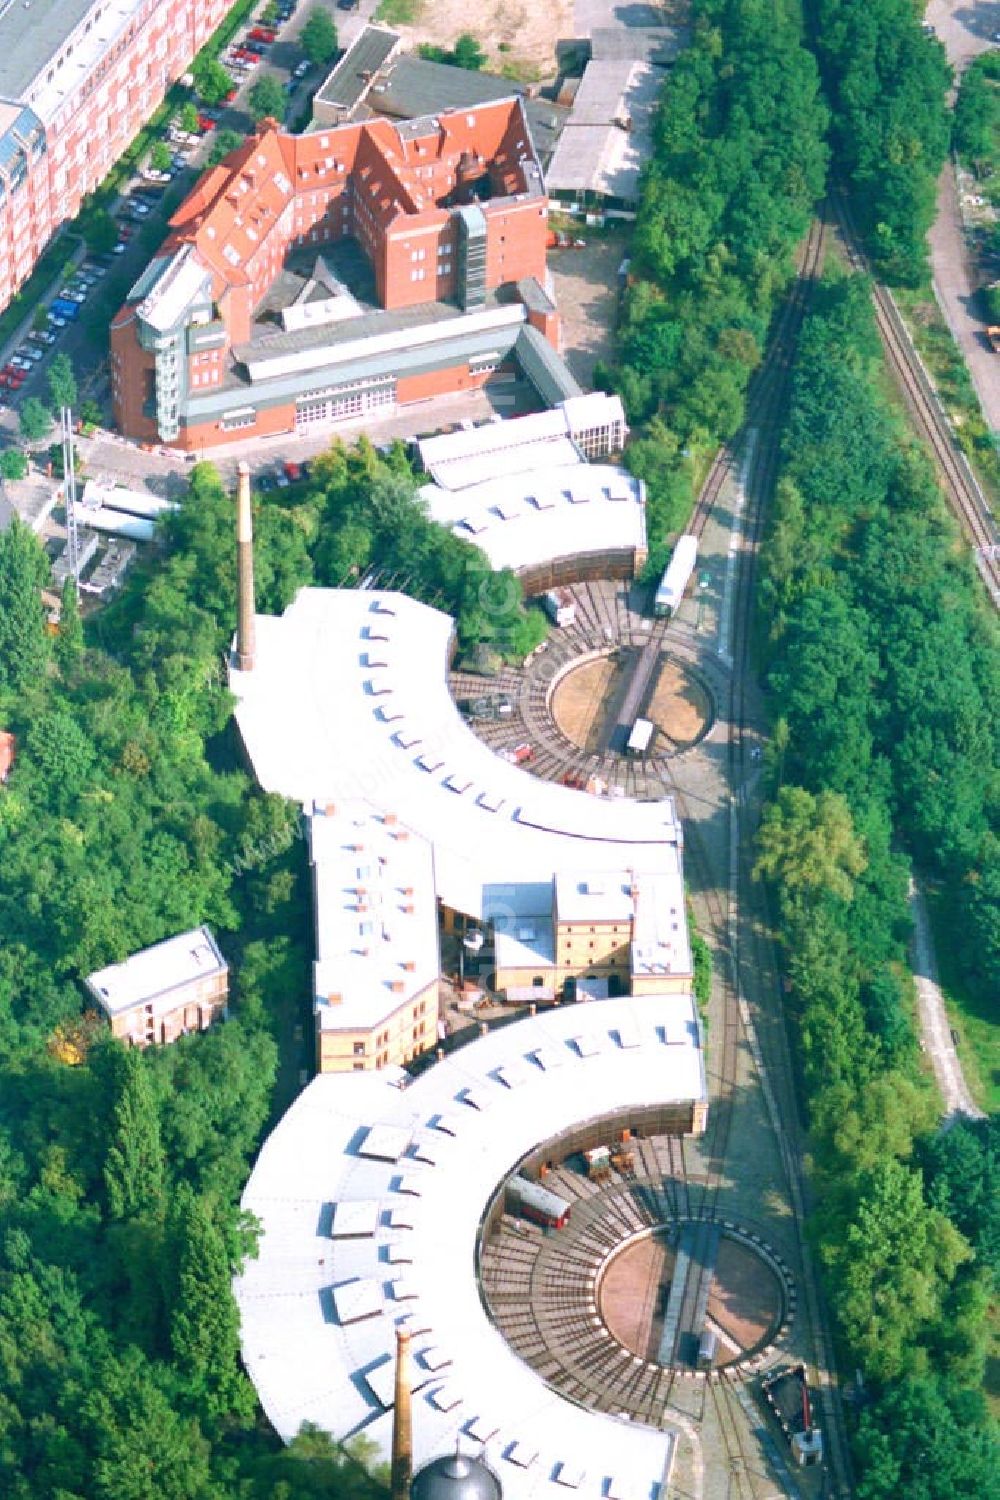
[84, 926, 228, 1047]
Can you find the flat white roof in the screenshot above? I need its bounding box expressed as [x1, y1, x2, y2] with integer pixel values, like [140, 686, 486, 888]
[84, 926, 225, 1017]
[421, 463, 645, 574]
[138, 245, 208, 334]
[631, 874, 692, 979]
[418, 395, 626, 490]
[310, 801, 440, 1030]
[236, 995, 698, 1490]
[231, 590, 684, 924]
[554, 872, 635, 925]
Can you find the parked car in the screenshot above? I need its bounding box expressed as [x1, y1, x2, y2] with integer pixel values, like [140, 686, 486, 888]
[34, 329, 57, 345]
[249, 26, 276, 41]
[283, 460, 301, 482]
[223, 87, 238, 104]
[112, 242, 127, 255]
[293, 59, 311, 78]
[197, 116, 217, 133]
[10, 356, 32, 370]
[142, 167, 171, 184]
[48, 312, 68, 326]
[275, 467, 291, 488]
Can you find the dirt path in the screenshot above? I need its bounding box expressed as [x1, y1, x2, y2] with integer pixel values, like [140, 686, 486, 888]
[909, 878, 985, 1123]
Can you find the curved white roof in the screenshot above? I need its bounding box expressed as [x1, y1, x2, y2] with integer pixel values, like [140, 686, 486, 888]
[419, 463, 646, 574]
[236, 995, 701, 1496]
[231, 589, 682, 921]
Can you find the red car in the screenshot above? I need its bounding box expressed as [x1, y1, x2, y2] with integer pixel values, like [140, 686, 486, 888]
[197, 115, 216, 132]
[249, 26, 276, 41]
[8, 373, 26, 389]
[224, 87, 238, 104]
[283, 460, 302, 482]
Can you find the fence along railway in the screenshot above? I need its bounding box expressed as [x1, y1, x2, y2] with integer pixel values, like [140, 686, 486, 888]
[470, 211, 858, 1497]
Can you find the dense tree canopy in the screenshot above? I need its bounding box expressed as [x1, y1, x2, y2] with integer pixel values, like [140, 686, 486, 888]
[813, 0, 951, 282]
[755, 272, 998, 1493]
[0, 517, 50, 696]
[595, 0, 828, 563]
[0, 437, 558, 1493]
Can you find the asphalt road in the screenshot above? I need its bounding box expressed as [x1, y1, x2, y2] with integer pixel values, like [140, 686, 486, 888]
[925, 0, 1000, 435]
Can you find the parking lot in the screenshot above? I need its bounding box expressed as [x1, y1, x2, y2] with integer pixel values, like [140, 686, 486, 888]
[547, 231, 629, 387]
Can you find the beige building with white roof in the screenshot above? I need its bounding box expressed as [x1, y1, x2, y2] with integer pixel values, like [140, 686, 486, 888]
[84, 926, 228, 1047]
[231, 588, 693, 1074]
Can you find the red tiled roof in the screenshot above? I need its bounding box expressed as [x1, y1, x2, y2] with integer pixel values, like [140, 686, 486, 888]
[156, 99, 539, 296]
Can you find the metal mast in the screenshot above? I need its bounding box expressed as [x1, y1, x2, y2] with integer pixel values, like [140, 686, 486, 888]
[60, 405, 80, 595]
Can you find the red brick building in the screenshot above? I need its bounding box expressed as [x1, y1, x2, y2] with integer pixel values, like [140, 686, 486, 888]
[110, 100, 561, 450]
[0, 0, 232, 315]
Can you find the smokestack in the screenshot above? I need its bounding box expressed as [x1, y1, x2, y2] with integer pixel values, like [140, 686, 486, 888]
[391, 1326, 413, 1500]
[235, 460, 255, 671]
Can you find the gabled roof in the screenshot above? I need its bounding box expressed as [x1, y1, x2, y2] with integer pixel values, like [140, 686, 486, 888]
[151, 98, 544, 301]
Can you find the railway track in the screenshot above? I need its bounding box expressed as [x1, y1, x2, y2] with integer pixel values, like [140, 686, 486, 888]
[661, 208, 857, 1498]
[473, 209, 852, 1492]
[832, 189, 999, 607]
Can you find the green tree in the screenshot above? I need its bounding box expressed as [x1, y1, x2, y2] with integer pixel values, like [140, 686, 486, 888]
[149, 141, 173, 173]
[79, 398, 103, 429]
[0, 515, 50, 695]
[102, 1046, 166, 1222]
[300, 8, 338, 65]
[178, 100, 201, 134]
[208, 127, 245, 166]
[55, 578, 84, 677]
[47, 352, 77, 412]
[248, 74, 286, 123]
[822, 1158, 971, 1380]
[451, 32, 486, 70]
[754, 785, 867, 906]
[854, 1376, 998, 1499]
[919, 1117, 999, 1274]
[25, 704, 97, 812]
[79, 195, 119, 255]
[167, 1186, 254, 1423]
[19, 396, 52, 443]
[191, 57, 234, 107]
[0, 448, 27, 481]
